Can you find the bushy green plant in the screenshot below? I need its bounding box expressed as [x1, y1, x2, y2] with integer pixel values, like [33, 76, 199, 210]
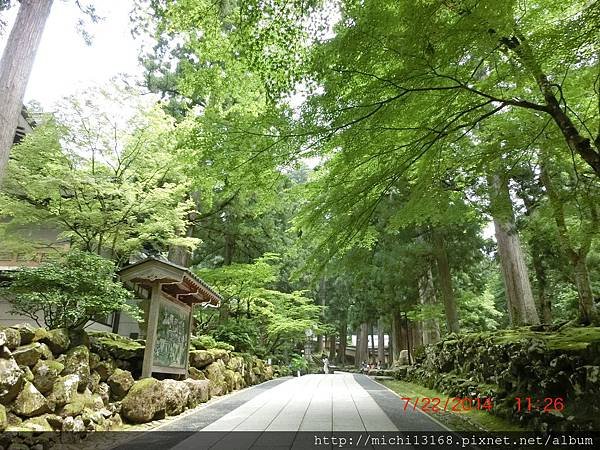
[3, 250, 137, 330]
[211, 319, 259, 354]
[190, 335, 217, 350]
[213, 341, 235, 351]
[289, 355, 309, 373]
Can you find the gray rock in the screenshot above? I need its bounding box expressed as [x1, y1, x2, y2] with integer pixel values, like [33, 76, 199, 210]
[0, 327, 20, 350]
[10, 324, 36, 345]
[399, 349, 411, 365]
[161, 379, 190, 416]
[94, 382, 110, 406]
[188, 366, 206, 380]
[184, 379, 210, 407]
[62, 345, 90, 391]
[121, 378, 167, 424]
[189, 350, 214, 369]
[59, 391, 104, 417]
[0, 357, 24, 404]
[20, 365, 34, 382]
[0, 404, 6, 432]
[94, 358, 116, 381]
[11, 381, 50, 417]
[48, 374, 80, 407]
[33, 328, 70, 355]
[18, 416, 53, 432]
[62, 415, 85, 432]
[107, 368, 134, 400]
[204, 360, 226, 396]
[12, 342, 53, 367]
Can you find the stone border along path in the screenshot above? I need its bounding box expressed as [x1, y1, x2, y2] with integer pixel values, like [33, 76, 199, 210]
[101, 373, 449, 450]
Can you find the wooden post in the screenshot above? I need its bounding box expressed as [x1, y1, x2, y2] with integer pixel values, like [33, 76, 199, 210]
[186, 304, 195, 375]
[141, 281, 161, 378]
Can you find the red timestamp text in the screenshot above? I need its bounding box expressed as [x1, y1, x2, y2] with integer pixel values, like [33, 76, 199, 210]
[514, 397, 565, 413]
[400, 397, 494, 413]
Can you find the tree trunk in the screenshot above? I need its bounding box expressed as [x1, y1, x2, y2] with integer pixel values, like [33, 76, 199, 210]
[391, 311, 402, 363]
[359, 322, 369, 365]
[370, 323, 375, 362]
[539, 162, 597, 324]
[532, 249, 552, 323]
[354, 326, 361, 368]
[431, 229, 460, 333]
[377, 317, 385, 365]
[419, 266, 441, 344]
[337, 321, 347, 365]
[518, 183, 552, 324]
[573, 256, 596, 324]
[328, 335, 336, 361]
[0, 0, 54, 181]
[489, 173, 540, 326]
[168, 223, 194, 267]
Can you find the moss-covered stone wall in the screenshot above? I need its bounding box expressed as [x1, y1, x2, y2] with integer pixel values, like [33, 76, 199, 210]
[0, 324, 280, 448]
[394, 326, 600, 432]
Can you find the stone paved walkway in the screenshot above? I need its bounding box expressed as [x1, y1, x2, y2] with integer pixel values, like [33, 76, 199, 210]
[114, 373, 447, 450]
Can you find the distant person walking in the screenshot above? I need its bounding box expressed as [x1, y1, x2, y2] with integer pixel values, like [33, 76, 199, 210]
[322, 356, 329, 374]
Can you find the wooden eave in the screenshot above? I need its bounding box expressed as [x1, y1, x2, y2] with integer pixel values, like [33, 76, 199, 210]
[118, 257, 221, 307]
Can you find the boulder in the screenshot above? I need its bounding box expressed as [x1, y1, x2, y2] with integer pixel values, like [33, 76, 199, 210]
[234, 372, 245, 390]
[88, 332, 144, 361]
[44, 413, 64, 430]
[189, 350, 214, 369]
[188, 367, 206, 380]
[81, 407, 107, 428]
[94, 382, 110, 406]
[18, 416, 53, 432]
[0, 404, 6, 432]
[94, 358, 116, 381]
[109, 413, 123, 429]
[12, 343, 53, 367]
[107, 368, 134, 400]
[161, 379, 190, 416]
[227, 356, 244, 372]
[0, 328, 20, 350]
[62, 415, 85, 432]
[0, 358, 24, 404]
[89, 352, 100, 370]
[121, 378, 167, 424]
[48, 374, 80, 407]
[32, 359, 64, 394]
[204, 361, 226, 396]
[183, 379, 210, 407]
[21, 365, 34, 383]
[88, 371, 101, 393]
[264, 366, 274, 380]
[224, 369, 235, 392]
[399, 350, 411, 365]
[59, 391, 104, 417]
[10, 324, 36, 345]
[33, 328, 70, 355]
[207, 348, 230, 363]
[67, 328, 89, 349]
[11, 381, 50, 417]
[0, 344, 10, 359]
[62, 345, 90, 391]
[6, 411, 22, 426]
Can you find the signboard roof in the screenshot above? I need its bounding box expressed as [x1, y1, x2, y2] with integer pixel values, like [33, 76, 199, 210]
[118, 256, 221, 307]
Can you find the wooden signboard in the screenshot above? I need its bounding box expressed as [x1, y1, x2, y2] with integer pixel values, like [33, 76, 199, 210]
[117, 257, 221, 379]
[152, 297, 191, 374]
[142, 282, 194, 377]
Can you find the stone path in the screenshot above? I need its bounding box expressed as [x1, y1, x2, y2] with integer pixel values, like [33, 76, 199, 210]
[113, 373, 447, 450]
